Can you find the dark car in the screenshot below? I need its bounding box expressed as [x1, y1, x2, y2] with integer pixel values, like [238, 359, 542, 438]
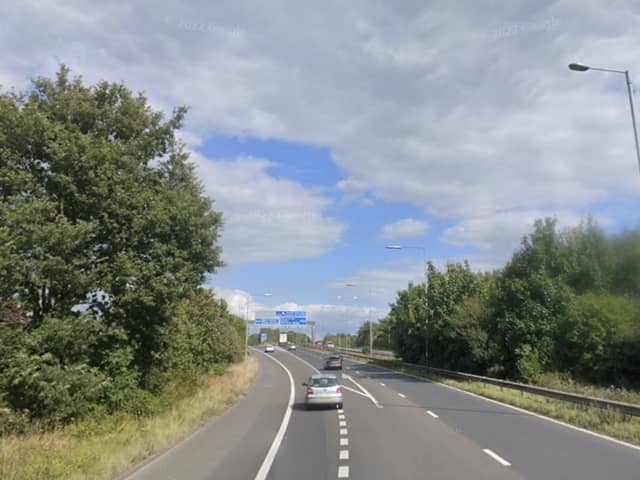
[324, 353, 343, 370]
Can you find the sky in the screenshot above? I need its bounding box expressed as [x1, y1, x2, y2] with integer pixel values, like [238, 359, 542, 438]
[3, 0, 640, 336]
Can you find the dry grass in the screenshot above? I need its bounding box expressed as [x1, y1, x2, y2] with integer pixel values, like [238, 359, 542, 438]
[0, 357, 258, 480]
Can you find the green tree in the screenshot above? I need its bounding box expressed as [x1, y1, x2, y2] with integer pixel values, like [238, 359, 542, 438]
[489, 218, 573, 379]
[556, 293, 640, 385]
[0, 66, 224, 383]
[387, 282, 428, 363]
[609, 229, 640, 297]
[563, 218, 610, 294]
[426, 261, 483, 368]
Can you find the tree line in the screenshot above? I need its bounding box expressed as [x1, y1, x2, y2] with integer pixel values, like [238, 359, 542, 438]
[364, 218, 640, 387]
[0, 67, 245, 433]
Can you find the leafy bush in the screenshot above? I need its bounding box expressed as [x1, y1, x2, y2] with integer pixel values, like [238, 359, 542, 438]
[515, 344, 543, 382]
[148, 290, 243, 390]
[2, 352, 107, 426]
[557, 294, 640, 385]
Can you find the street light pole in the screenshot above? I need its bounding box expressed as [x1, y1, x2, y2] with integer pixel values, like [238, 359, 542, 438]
[569, 62, 640, 175]
[345, 283, 374, 358]
[385, 244, 429, 367]
[624, 70, 640, 175]
[235, 291, 273, 359]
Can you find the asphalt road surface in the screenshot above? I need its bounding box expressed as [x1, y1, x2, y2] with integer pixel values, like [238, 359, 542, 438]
[125, 346, 640, 480]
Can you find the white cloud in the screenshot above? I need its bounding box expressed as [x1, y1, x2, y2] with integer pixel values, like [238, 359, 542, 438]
[442, 210, 583, 263]
[211, 287, 253, 317]
[380, 218, 429, 240]
[211, 287, 373, 335]
[193, 154, 345, 265]
[3, 1, 640, 262]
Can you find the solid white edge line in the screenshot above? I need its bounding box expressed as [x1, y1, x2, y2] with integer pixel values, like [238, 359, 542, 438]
[253, 350, 296, 480]
[339, 449, 350, 460]
[337, 465, 350, 478]
[427, 410, 439, 418]
[483, 449, 512, 466]
[397, 393, 406, 398]
[337, 351, 640, 452]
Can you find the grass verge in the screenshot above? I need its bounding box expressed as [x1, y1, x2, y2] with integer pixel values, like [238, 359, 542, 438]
[0, 356, 259, 480]
[346, 354, 640, 448]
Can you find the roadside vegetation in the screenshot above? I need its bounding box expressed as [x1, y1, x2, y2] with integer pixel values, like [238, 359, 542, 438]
[0, 357, 258, 480]
[351, 218, 640, 393]
[0, 67, 251, 476]
[339, 216, 640, 443]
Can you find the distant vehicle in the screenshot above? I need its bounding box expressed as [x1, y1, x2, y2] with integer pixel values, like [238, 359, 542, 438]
[324, 353, 343, 370]
[326, 342, 335, 349]
[287, 343, 297, 351]
[302, 374, 343, 409]
[264, 344, 275, 353]
[279, 333, 288, 345]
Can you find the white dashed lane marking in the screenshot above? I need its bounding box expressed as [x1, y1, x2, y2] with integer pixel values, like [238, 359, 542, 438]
[398, 393, 406, 398]
[337, 409, 350, 478]
[483, 449, 512, 466]
[427, 410, 439, 418]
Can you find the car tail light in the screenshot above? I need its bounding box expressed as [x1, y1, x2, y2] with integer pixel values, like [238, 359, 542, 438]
[307, 387, 314, 394]
[336, 386, 343, 394]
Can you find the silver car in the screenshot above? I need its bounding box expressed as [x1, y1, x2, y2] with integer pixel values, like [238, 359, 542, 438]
[303, 374, 343, 409]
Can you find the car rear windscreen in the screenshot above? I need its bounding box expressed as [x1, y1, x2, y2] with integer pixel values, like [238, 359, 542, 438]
[310, 377, 339, 387]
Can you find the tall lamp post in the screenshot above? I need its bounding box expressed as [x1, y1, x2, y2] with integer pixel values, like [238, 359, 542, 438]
[345, 283, 373, 358]
[568, 62, 640, 175]
[385, 244, 429, 366]
[235, 291, 273, 358]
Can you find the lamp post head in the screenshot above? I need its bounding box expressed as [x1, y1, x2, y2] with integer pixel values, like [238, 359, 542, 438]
[569, 62, 590, 72]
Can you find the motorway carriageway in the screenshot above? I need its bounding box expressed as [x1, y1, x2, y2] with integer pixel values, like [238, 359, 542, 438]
[124, 346, 640, 480]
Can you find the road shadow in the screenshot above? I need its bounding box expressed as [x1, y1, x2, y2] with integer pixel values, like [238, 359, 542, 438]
[292, 402, 340, 412]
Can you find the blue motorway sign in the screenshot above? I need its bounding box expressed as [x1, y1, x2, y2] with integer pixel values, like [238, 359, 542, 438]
[255, 318, 279, 325]
[260, 333, 268, 342]
[276, 310, 307, 318]
[275, 311, 307, 325]
[279, 317, 307, 325]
